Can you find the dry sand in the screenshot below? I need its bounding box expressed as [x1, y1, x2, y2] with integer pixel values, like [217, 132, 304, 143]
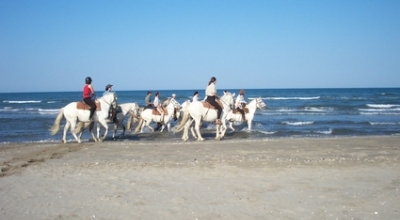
[0, 136, 399, 219]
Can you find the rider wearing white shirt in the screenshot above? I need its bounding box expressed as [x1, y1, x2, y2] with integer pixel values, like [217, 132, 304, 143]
[170, 93, 180, 121]
[205, 77, 222, 125]
[235, 90, 247, 122]
[170, 94, 180, 108]
[153, 92, 164, 124]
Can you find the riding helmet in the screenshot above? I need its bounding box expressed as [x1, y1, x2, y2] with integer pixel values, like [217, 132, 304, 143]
[85, 77, 92, 84]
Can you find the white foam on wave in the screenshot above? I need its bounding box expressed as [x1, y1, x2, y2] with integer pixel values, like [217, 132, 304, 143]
[304, 107, 334, 112]
[369, 122, 400, 125]
[38, 109, 60, 114]
[3, 100, 42, 104]
[360, 108, 400, 112]
[0, 107, 20, 112]
[366, 104, 400, 108]
[282, 121, 314, 126]
[265, 96, 320, 100]
[316, 129, 332, 134]
[257, 130, 277, 135]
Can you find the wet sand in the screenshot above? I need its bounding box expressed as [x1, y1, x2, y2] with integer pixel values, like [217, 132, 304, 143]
[1, 136, 399, 219]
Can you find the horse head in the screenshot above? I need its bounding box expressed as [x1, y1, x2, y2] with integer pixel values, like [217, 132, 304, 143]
[255, 98, 267, 110]
[220, 92, 235, 110]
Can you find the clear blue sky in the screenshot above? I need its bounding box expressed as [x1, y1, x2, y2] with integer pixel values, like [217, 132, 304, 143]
[1, 0, 399, 93]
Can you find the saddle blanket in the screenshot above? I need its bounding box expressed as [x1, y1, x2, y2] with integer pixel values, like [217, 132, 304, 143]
[76, 101, 102, 111]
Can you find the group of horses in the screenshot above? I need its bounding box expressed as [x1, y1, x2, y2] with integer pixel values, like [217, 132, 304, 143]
[49, 91, 267, 143]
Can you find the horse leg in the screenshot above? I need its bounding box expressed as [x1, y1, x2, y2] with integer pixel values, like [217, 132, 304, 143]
[145, 121, 154, 133]
[112, 123, 118, 140]
[167, 122, 171, 132]
[120, 124, 126, 137]
[194, 119, 203, 141]
[62, 121, 70, 144]
[229, 121, 235, 131]
[69, 121, 81, 143]
[215, 124, 222, 140]
[248, 120, 252, 131]
[189, 119, 197, 139]
[88, 122, 98, 142]
[96, 125, 102, 141]
[99, 120, 109, 141]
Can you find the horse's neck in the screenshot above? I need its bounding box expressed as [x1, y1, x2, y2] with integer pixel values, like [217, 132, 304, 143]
[98, 96, 113, 111]
[247, 100, 257, 109]
[166, 103, 175, 112]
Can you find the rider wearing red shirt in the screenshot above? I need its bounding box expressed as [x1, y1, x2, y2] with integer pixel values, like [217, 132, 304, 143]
[83, 77, 96, 121]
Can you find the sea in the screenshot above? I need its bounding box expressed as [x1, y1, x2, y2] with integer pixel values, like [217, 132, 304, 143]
[0, 88, 399, 144]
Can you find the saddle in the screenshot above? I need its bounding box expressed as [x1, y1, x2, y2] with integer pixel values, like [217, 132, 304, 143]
[76, 101, 102, 111]
[202, 100, 223, 109]
[152, 107, 169, 115]
[232, 108, 249, 114]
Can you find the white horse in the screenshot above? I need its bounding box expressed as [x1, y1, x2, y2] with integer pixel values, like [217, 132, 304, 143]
[76, 102, 140, 140]
[224, 97, 267, 131]
[50, 92, 117, 143]
[175, 92, 235, 141]
[134, 99, 181, 133]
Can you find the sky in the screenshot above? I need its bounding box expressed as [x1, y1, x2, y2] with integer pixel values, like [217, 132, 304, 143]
[0, 0, 399, 93]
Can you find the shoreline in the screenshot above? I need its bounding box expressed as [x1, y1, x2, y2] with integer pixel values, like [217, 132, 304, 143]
[1, 136, 399, 219]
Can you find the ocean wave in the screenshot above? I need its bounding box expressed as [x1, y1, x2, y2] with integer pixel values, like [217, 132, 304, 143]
[38, 109, 60, 114]
[369, 122, 400, 125]
[366, 104, 400, 108]
[257, 130, 277, 135]
[3, 100, 42, 104]
[359, 108, 400, 112]
[264, 96, 320, 100]
[282, 121, 314, 126]
[315, 129, 332, 134]
[360, 112, 400, 116]
[304, 107, 334, 112]
[0, 107, 60, 114]
[261, 112, 328, 116]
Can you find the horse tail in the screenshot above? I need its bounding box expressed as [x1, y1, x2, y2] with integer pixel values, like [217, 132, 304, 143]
[50, 109, 64, 135]
[175, 110, 190, 133]
[74, 122, 84, 133]
[134, 117, 144, 133]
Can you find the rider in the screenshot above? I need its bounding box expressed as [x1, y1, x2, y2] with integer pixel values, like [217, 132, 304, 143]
[103, 84, 113, 96]
[144, 91, 153, 109]
[170, 93, 180, 121]
[205, 76, 222, 125]
[145, 91, 161, 130]
[235, 89, 247, 122]
[83, 76, 96, 121]
[153, 92, 165, 124]
[103, 84, 116, 122]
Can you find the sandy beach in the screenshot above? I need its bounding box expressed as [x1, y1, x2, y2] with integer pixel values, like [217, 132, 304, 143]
[1, 136, 399, 219]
